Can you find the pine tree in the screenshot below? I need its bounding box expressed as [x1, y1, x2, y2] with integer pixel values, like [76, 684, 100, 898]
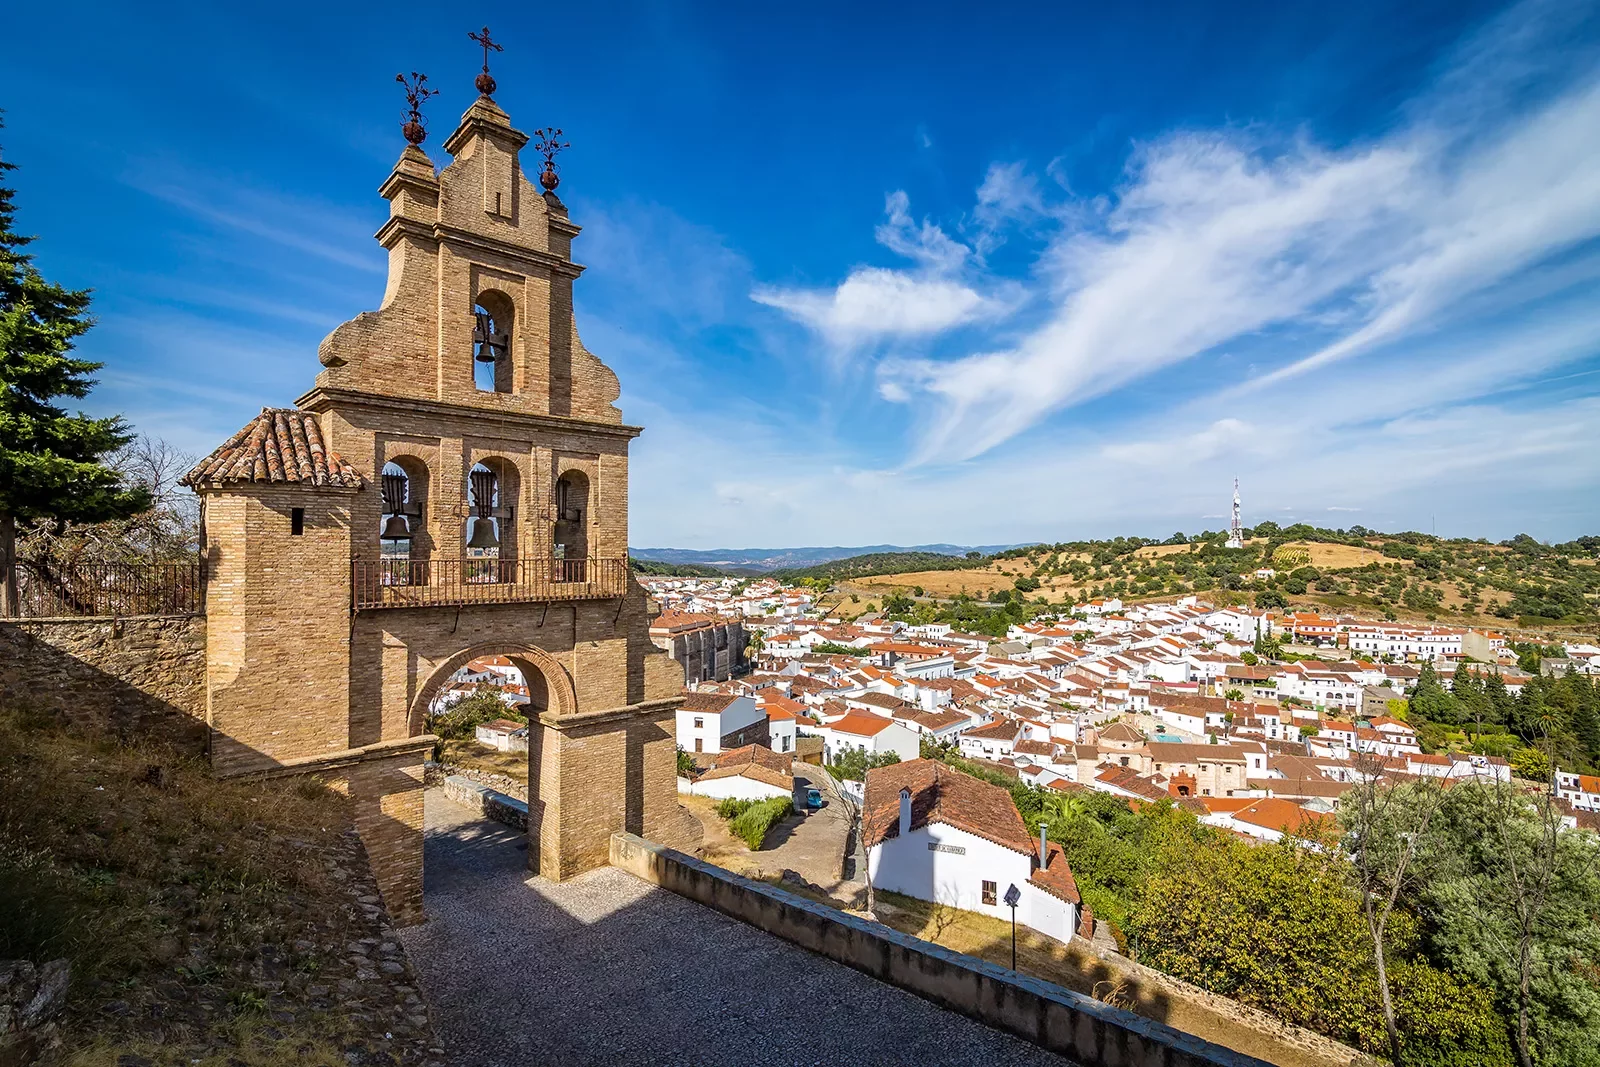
[0, 120, 150, 614]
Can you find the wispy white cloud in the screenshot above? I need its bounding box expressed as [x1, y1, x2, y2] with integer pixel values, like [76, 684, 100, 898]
[749, 0, 1600, 465]
[751, 191, 1012, 351]
[122, 165, 384, 274]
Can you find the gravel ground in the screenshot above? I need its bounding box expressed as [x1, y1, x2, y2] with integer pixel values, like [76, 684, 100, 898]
[401, 789, 1077, 1067]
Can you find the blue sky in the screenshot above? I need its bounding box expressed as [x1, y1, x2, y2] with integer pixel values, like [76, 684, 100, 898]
[5, 0, 1600, 548]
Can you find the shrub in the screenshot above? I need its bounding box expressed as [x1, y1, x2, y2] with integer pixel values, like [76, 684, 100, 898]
[715, 797, 756, 820]
[426, 689, 525, 740]
[725, 796, 793, 849]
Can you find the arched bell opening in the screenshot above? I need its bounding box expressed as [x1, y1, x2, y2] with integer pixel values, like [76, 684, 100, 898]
[472, 291, 515, 394]
[553, 469, 589, 583]
[466, 458, 521, 582]
[379, 458, 430, 584]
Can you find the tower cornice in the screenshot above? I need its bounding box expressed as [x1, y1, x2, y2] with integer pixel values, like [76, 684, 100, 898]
[373, 216, 586, 278]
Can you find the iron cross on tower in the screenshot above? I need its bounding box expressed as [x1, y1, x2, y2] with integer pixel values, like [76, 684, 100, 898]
[469, 26, 503, 96]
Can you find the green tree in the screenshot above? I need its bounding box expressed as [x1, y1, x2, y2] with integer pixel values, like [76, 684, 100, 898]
[1132, 835, 1374, 1040]
[1414, 780, 1600, 1067]
[0, 126, 149, 614]
[1409, 661, 1461, 727]
[825, 747, 900, 782]
[1256, 589, 1288, 611]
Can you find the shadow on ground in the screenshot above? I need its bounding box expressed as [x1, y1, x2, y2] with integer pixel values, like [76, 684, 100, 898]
[400, 790, 1077, 1067]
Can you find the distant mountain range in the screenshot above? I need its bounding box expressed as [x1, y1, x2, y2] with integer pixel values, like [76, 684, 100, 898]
[628, 543, 1030, 573]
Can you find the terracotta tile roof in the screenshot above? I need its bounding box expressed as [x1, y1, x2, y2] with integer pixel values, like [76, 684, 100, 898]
[894, 708, 968, 733]
[1233, 797, 1334, 837]
[963, 718, 1022, 741]
[681, 691, 741, 714]
[182, 408, 363, 489]
[827, 711, 897, 737]
[1098, 721, 1145, 743]
[1029, 841, 1081, 905]
[853, 692, 913, 711]
[477, 719, 526, 733]
[699, 744, 794, 790]
[1093, 765, 1170, 801]
[863, 759, 1034, 854]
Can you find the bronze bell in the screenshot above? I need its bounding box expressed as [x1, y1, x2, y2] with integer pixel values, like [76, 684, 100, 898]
[473, 311, 508, 363]
[381, 514, 411, 541]
[466, 516, 500, 550]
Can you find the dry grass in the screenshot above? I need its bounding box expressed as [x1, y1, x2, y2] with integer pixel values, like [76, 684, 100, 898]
[60, 1021, 346, 1066]
[1286, 541, 1396, 570]
[439, 737, 529, 784]
[850, 563, 1087, 601]
[868, 892, 1353, 1067]
[0, 707, 384, 1064]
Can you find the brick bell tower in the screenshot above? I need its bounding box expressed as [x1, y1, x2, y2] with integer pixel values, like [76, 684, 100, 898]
[183, 53, 696, 924]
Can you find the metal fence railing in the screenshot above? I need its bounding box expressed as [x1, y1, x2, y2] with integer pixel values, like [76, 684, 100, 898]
[15, 560, 204, 618]
[353, 556, 628, 610]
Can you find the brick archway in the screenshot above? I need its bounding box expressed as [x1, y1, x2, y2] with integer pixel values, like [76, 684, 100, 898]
[409, 641, 579, 734]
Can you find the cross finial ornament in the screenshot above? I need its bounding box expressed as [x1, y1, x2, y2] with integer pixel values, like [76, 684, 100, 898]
[533, 128, 571, 192]
[395, 71, 438, 146]
[468, 26, 503, 96]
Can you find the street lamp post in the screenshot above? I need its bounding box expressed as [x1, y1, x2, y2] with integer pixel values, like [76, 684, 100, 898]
[1003, 883, 1022, 971]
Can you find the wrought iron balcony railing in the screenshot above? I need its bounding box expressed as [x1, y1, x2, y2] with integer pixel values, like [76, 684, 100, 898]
[352, 556, 628, 610]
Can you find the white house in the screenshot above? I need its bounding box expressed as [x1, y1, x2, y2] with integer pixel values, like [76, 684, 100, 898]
[677, 692, 767, 756]
[474, 718, 528, 752]
[1556, 770, 1600, 812]
[864, 760, 1081, 943]
[958, 717, 1022, 761]
[686, 744, 794, 802]
[820, 711, 921, 765]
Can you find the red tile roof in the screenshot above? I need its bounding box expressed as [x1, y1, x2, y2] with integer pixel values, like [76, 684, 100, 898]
[183, 408, 363, 489]
[863, 759, 1034, 855]
[1029, 841, 1081, 905]
[681, 691, 741, 714]
[1233, 797, 1334, 836]
[827, 711, 897, 738]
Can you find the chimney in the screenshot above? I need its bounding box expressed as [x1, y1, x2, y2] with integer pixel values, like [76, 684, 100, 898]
[1038, 823, 1049, 869]
[898, 787, 912, 836]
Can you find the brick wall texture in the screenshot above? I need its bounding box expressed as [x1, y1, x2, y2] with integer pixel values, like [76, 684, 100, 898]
[186, 91, 696, 924]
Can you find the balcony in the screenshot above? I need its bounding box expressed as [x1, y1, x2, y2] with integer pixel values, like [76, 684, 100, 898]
[352, 557, 628, 611]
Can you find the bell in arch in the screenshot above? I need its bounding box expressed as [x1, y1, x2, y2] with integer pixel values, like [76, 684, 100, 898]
[467, 516, 500, 551]
[473, 309, 508, 364]
[381, 514, 412, 541]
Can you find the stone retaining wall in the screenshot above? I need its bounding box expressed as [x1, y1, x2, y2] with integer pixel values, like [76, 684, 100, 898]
[0, 615, 206, 752]
[441, 775, 529, 832]
[610, 832, 1275, 1067]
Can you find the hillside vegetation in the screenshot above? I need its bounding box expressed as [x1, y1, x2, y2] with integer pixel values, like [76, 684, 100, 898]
[629, 557, 729, 578]
[772, 550, 991, 583]
[843, 527, 1598, 634]
[923, 748, 1599, 1067]
[0, 707, 436, 1066]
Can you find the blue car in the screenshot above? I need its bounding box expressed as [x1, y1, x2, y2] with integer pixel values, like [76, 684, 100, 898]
[806, 788, 824, 810]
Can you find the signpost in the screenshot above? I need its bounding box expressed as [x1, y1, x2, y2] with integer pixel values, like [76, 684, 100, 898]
[1003, 883, 1022, 971]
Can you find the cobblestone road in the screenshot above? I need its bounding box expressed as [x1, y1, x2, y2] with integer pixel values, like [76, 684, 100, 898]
[400, 790, 1076, 1067]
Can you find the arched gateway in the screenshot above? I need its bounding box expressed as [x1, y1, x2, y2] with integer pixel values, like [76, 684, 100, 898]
[180, 79, 699, 924]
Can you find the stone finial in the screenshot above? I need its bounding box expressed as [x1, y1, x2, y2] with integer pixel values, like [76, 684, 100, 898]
[533, 127, 570, 192]
[396, 72, 438, 147]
